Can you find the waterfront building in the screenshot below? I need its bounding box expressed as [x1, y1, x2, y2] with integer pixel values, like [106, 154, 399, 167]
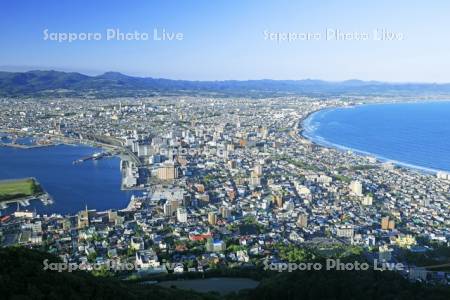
[121, 160, 138, 188]
[108, 210, 118, 223]
[77, 206, 89, 229]
[437, 171, 450, 180]
[382, 162, 395, 171]
[13, 211, 35, 218]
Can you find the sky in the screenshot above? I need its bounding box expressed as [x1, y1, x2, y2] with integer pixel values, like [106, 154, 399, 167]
[1, 0, 450, 82]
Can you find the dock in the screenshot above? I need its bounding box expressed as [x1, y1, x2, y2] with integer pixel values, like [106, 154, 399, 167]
[73, 151, 114, 164]
[0, 192, 53, 210]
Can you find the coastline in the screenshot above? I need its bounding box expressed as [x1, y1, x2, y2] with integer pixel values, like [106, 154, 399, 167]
[0, 143, 134, 215]
[298, 101, 450, 175]
[0, 177, 53, 210]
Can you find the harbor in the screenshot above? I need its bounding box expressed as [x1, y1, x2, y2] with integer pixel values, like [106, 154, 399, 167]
[0, 144, 137, 215]
[0, 193, 53, 210]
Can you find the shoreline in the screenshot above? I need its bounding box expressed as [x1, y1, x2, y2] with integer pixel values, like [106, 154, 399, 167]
[0, 144, 136, 216]
[298, 101, 450, 175]
[0, 177, 53, 210]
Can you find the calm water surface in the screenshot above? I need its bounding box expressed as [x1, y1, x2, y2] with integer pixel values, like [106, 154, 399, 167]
[0, 144, 136, 215]
[303, 101, 450, 173]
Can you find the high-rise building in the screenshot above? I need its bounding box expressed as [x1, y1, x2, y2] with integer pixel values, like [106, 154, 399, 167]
[157, 161, 179, 180]
[381, 216, 389, 230]
[169, 199, 180, 211]
[362, 194, 373, 206]
[227, 189, 236, 201]
[381, 216, 395, 230]
[253, 164, 263, 177]
[164, 202, 173, 217]
[273, 193, 283, 208]
[108, 210, 118, 223]
[221, 150, 229, 160]
[182, 195, 191, 207]
[176, 207, 188, 223]
[137, 143, 150, 157]
[198, 193, 210, 205]
[220, 206, 231, 219]
[227, 160, 237, 169]
[297, 214, 308, 228]
[260, 127, 269, 139]
[208, 211, 217, 225]
[349, 180, 363, 197]
[77, 206, 89, 229]
[388, 219, 395, 230]
[249, 176, 261, 186]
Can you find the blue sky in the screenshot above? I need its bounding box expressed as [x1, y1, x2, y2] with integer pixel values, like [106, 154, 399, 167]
[1, 0, 449, 82]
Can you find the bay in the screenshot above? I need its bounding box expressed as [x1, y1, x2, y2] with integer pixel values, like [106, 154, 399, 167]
[303, 101, 450, 173]
[0, 144, 136, 215]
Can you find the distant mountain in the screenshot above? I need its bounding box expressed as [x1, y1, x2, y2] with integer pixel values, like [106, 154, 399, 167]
[1, 70, 450, 98]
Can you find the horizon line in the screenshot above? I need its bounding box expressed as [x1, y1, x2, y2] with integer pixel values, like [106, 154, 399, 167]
[0, 66, 449, 85]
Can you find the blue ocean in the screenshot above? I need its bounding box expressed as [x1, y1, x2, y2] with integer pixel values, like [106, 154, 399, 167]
[303, 101, 450, 173]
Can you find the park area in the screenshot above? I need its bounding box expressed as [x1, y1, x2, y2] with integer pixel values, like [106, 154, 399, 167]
[0, 178, 42, 202]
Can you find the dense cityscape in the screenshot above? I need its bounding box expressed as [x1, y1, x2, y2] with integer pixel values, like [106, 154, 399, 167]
[0, 96, 449, 286]
[3, 1, 450, 299]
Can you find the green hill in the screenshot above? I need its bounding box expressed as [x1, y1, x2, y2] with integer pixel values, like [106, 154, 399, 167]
[0, 247, 216, 300]
[246, 266, 450, 300]
[1, 247, 449, 300]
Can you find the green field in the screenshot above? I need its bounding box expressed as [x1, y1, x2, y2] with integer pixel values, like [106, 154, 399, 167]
[0, 178, 42, 202]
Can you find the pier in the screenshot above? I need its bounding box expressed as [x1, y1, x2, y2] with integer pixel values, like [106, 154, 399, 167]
[0, 193, 53, 210]
[73, 151, 114, 164]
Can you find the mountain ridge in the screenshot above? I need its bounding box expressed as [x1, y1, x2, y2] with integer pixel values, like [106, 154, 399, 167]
[1, 70, 450, 97]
